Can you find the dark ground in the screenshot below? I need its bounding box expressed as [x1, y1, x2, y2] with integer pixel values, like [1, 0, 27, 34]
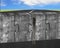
[0, 39, 60, 48]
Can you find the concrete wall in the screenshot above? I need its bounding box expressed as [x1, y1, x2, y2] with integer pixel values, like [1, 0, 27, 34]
[0, 11, 60, 43]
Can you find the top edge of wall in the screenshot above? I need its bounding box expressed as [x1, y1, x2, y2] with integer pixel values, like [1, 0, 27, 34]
[0, 9, 60, 13]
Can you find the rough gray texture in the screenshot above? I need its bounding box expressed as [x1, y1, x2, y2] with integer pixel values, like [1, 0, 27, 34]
[0, 11, 60, 43]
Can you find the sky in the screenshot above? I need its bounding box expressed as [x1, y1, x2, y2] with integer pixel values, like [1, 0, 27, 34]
[0, 0, 60, 10]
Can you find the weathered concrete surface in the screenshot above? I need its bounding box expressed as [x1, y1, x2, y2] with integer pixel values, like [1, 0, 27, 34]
[0, 10, 60, 43]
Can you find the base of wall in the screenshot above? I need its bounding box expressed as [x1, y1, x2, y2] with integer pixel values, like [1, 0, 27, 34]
[0, 39, 60, 48]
